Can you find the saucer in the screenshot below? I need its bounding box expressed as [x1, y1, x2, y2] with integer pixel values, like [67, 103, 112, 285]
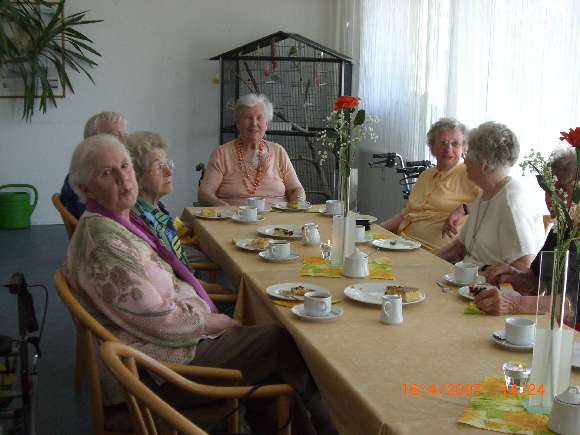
[231, 213, 266, 224]
[491, 330, 534, 351]
[258, 251, 300, 263]
[258, 206, 272, 213]
[355, 234, 373, 244]
[291, 304, 343, 322]
[443, 273, 485, 287]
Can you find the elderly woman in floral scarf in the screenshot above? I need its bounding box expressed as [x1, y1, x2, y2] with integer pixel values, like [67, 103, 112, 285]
[64, 134, 337, 434]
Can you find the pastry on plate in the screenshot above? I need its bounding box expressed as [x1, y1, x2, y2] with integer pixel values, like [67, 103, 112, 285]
[290, 286, 309, 296]
[469, 284, 495, 297]
[385, 285, 422, 303]
[200, 208, 219, 218]
[249, 238, 270, 250]
[273, 227, 294, 236]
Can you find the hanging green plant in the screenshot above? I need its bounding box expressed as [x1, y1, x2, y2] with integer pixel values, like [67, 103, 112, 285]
[0, 0, 102, 121]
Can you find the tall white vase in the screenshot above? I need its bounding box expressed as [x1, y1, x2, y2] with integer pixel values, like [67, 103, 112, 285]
[525, 250, 578, 414]
[330, 213, 355, 266]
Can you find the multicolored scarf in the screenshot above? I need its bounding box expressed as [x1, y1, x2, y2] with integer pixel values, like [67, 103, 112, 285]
[85, 199, 217, 312]
[131, 197, 189, 267]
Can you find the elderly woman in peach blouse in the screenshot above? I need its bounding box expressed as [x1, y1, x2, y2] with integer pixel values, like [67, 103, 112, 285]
[198, 93, 306, 206]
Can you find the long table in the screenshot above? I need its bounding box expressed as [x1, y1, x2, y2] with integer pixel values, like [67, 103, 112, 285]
[182, 207, 580, 435]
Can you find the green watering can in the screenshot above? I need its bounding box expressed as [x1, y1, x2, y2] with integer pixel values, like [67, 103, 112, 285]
[0, 184, 38, 230]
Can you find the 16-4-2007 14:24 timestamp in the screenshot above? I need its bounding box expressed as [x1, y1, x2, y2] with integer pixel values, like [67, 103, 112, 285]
[402, 383, 481, 397]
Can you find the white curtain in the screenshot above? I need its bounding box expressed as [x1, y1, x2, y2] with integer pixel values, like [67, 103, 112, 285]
[337, 0, 580, 217]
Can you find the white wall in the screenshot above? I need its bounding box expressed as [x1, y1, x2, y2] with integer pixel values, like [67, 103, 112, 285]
[0, 0, 337, 224]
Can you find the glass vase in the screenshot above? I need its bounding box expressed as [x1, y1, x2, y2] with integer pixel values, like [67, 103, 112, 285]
[526, 250, 579, 414]
[330, 174, 355, 266]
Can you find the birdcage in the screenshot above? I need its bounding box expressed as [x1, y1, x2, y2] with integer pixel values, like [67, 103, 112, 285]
[210, 31, 353, 203]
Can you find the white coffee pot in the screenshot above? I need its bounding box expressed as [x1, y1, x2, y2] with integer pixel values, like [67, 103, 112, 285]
[343, 249, 369, 278]
[302, 223, 321, 246]
[548, 385, 580, 435]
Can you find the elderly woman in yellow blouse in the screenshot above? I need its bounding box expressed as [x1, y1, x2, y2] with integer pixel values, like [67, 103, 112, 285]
[380, 118, 480, 250]
[198, 93, 306, 206]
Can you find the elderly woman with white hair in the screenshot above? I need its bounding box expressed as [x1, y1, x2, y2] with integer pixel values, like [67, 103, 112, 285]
[64, 134, 338, 434]
[474, 148, 579, 324]
[124, 131, 189, 264]
[438, 121, 545, 269]
[60, 111, 128, 218]
[198, 93, 306, 206]
[380, 117, 480, 250]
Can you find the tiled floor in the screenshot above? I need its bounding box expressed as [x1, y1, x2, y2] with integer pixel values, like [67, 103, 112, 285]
[0, 225, 91, 434]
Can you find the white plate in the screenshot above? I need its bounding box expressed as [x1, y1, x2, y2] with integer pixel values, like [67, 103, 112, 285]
[343, 282, 426, 306]
[491, 330, 534, 351]
[355, 235, 374, 245]
[190, 209, 233, 220]
[235, 239, 272, 252]
[258, 251, 300, 263]
[271, 201, 312, 212]
[573, 342, 580, 369]
[258, 206, 272, 212]
[257, 224, 303, 239]
[443, 273, 485, 287]
[318, 209, 378, 223]
[372, 238, 421, 251]
[291, 304, 343, 322]
[231, 213, 266, 224]
[458, 285, 520, 300]
[266, 282, 330, 301]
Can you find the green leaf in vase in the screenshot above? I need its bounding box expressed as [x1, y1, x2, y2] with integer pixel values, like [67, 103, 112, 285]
[353, 109, 366, 126]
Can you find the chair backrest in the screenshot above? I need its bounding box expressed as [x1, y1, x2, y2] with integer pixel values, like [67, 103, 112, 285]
[51, 193, 79, 239]
[101, 342, 208, 435]
[53, 270, 121, 435]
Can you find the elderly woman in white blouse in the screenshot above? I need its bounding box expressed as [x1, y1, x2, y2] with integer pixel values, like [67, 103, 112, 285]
[437, 121, 545, 269]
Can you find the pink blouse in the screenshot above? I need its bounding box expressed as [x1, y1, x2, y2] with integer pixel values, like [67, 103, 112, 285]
[200, 140, 305, 205]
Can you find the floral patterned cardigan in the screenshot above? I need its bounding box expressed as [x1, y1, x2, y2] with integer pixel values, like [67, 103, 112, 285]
[64, 212, 215, 404]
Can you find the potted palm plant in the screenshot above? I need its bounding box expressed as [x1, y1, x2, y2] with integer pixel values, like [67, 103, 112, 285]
[0, 0, 102, 120]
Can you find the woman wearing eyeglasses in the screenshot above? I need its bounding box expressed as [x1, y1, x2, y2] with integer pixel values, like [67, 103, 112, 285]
[380, 118, 480, 250]
[125, 131, 193, 267]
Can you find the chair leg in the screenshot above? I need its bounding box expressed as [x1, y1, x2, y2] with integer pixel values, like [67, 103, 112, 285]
[74, 323, 86, 392]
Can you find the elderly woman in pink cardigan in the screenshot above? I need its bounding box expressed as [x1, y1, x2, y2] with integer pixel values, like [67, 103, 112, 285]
[64, 134, 337, 434]
[198, 93, 306, 206]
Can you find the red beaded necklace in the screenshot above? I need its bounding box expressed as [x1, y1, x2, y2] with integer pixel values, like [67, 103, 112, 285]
[235, 139, 268, 195]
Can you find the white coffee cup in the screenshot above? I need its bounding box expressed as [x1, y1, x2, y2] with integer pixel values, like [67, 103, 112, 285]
[304, 291, 332, 317]
[247, 197, 266, 211]
[354, 225, 366, 242]
[505, 317, 535, 346]
[454, 261, 479, 284]
[325, 200, 343, 215]
[380, 295, 403, 325]
[267, 240, 291, 259]
[238, 205, 258, 221]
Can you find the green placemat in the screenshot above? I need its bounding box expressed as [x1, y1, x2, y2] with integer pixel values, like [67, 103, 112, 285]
[301, 256, 395, 279]
[458, 377, 553, 434]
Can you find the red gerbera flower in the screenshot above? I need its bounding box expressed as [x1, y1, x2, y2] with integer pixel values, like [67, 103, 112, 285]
[559, 127, 580, 147]
[334, 96, 361, 111]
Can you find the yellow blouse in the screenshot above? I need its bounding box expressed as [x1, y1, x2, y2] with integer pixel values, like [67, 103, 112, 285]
[399, 163, 480, 251]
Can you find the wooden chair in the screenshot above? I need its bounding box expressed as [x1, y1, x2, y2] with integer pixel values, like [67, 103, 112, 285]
[101, 341, 293, 435]
[53, 271, 289, 435]
[51, 193, 78, 239]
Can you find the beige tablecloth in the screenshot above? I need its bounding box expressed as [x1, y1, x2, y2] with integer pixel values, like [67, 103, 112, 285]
[182, 206, 580, 435]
